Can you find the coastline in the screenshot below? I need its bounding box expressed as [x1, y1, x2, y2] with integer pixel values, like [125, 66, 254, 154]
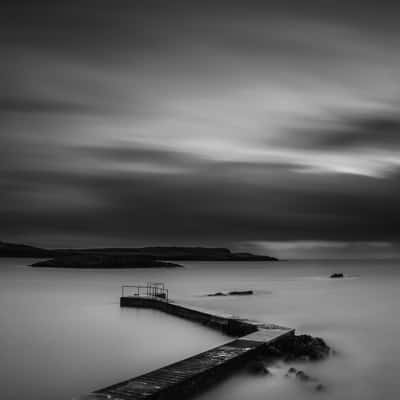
[1, 241, 277, 268]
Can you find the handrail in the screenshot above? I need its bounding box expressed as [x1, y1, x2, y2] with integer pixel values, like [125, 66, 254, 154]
[121, 283, 168, 301]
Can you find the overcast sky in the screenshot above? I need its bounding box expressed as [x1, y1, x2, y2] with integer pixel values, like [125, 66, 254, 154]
[1, 1, 400, 258]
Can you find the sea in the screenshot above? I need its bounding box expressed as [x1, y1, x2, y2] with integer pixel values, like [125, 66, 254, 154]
[1, 258, 399, 400]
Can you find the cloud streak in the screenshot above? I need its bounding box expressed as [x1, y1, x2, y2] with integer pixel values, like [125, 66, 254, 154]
[1, 0, 400, 256]
[0, 97, 103, 115]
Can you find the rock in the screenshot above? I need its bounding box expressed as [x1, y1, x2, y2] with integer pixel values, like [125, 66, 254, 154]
[296, 370, 311, 381]
[248, 360, 270, 375]
[285, 367, 297, 377]
[264, 345, 283, 358]
[286, 367, 323, 387]
[228, 290, 254, 296]
[330, 273, 344, 278]
[275, 334, 331, 362]
[315, 383, 326, 392]
[297, 355, 311, 362]
[207, 290, 254, 296]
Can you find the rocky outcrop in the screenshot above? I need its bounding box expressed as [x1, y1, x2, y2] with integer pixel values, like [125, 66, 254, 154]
[265, 334, 331, 361]
[229, 290, 254, 295]
[285, 367, 327, 392]
[330, 273, 344, 278]
[315, 383, 326, 391]
[295, 370, 312, 381]
[207, 290, 254, 296]
[247, 359, 270, 375]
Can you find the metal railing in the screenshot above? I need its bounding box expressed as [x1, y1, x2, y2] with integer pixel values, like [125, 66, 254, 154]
[121, 282, 168, 301]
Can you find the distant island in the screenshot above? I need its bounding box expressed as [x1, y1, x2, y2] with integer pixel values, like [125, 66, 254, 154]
[0, 241, 277, 268]
[31, 254, 182, 269]
[0, 241, 53, 258]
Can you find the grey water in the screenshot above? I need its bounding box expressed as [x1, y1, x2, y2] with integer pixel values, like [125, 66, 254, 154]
[1, 258, 399, 400]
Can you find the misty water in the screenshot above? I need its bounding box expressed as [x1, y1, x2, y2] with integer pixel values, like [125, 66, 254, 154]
[1, 258, 399, 400]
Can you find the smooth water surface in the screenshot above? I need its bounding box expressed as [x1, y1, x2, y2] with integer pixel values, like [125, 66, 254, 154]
[1, 258, 399, 400]
[0, 259, 230, 400]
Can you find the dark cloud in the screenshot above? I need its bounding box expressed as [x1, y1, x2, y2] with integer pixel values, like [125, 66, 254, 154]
[0, 97, 102, 115]
[1, 159, 400, 247]
[281, 109, 400, 152]
[78, 145, 206, 167]
[312, 113, 400, 150]
[2, 0, 400, 256]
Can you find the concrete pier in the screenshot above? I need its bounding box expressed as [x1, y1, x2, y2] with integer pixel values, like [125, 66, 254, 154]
[85, 292, 294, 400]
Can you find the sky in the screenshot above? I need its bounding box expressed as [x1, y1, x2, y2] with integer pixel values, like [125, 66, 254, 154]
[1, 1, 400, 258]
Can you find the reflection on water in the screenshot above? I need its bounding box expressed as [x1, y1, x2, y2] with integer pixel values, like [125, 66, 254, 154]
[1, 258, 400, 400]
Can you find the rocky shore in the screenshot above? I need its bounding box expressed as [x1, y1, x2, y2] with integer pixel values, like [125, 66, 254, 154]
[247, 333, 332, 392]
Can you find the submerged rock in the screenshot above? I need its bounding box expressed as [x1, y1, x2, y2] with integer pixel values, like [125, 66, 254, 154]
[330, 273, 344, 278]
[296, 370, 311, 381]
[285, 368, 327, 392]
[315, 383, 326, 392]
[285, 367, 297, 377]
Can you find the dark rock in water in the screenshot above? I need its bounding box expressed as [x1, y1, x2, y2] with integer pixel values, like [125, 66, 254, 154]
[286, 367, 325, 388]
[31, 254, 182, 269]
[248, 360, 270, 375]
[207, 290, 253, 297]
[274, 334, 331, 362]
[285, 367, 297, 377]
[264, 345, 283, 358]
[315, 383, 326, 392]
[296, 370, 311, 381]
[228, 290, 254, 296]
[330, 273, 344, 278]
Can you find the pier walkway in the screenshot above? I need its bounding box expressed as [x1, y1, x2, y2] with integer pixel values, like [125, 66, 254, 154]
[84, 284, 294, 400]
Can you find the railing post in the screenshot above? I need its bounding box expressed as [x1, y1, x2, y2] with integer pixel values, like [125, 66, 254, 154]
[121, 283, 168, 300]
